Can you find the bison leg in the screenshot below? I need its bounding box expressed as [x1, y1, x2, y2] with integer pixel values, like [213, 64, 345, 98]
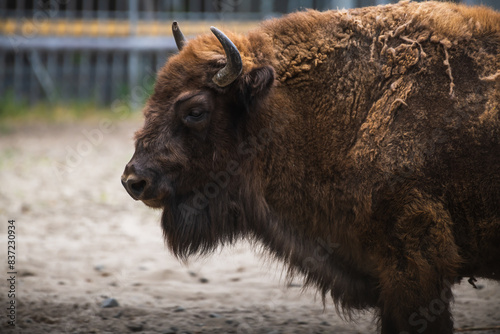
[374, 194, 461, 334]
[379, 288, 454, 334]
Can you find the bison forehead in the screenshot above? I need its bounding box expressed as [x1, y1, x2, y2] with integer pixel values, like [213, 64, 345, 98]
[153, 31, 260, 96]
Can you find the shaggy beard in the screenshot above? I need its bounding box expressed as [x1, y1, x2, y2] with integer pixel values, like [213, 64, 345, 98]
[161, 182, 379, 315]
[161, 190, 245, 259]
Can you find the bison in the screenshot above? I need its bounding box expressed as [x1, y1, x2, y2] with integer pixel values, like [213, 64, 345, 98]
[121, 1, 500, 333]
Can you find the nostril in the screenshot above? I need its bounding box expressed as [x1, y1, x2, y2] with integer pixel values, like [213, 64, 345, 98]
[130, 179, 147, 194]
[122, 176, 148, 200]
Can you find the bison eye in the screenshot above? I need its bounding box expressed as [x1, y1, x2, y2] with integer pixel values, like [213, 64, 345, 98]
[188, 108, 205, 119]
[175, 92, 212, 131]
[184, 108, 208, 126]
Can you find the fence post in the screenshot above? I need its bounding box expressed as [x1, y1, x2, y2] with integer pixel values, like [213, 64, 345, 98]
[0, 51, 5, 98]
[128, 0, 140, 110]
[260, 0, 274, 18]
[29, 51, 56, 104]
[332, 0, 355, 9]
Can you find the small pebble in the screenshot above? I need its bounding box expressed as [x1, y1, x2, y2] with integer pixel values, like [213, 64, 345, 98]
[162, 326, 178, 334]
[188, 271, 197, 277]
[113, 311, 123, 318]
[297, 320, 308, 325]
[21, 203, 30, 213]
[94, 265, 105, 272]
[19, 270, 36, 277]
[320, 321, 330, 326]
[174, 306, 185, 312]
[127, 322, 143, 332]
[101, 298, 119, 308]
[209, 313, 222, 318]
[199, 277, 209, 283]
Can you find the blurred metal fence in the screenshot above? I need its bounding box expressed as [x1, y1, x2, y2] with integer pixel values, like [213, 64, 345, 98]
[0, 0, 498, 108]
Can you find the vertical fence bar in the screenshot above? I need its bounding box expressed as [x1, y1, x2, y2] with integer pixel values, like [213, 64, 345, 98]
[92, 0, 103, 105]
[65, 0, 76, 19]
[61, 0, 72, 102]
[314, 0, 328, 10]
[157, 0, 166, 21]
[15, 0, 25, 34]
[0, 51, 5, 98]
[4, 52, 13, 99]
[332, 0, 355, 9]
[292, 0, 313, 11]
[357, 0, 376, 7]
[77, 34, 91, 102]
[260, 0, 274, 18]
[171, 0, 184, 20]
[47, 50, 57, 101]
[29, 51, 40, 104]
[29, 51, 54, 104]
[187, 0, 201, 19]
[112, 52, 125, 106]
[77, 50, 91, 101]
[95, 52, 108, 104]
[13, 0, 24, 101]
[287, 0, 298, 12]
[0, 0, 6, 19]
[203, 0, 214, 19]
[155, 51, 166, 72]
[101, 53, 110, 106]
[0, 0, 8, 96]
[128, 0, 140, 110]
[61, 51, 73, 102]
[13, 51, 23, 101]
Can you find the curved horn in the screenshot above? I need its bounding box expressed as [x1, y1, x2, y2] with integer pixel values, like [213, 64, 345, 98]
[210, 27, 243, 87]
[172, 21, 186, 51]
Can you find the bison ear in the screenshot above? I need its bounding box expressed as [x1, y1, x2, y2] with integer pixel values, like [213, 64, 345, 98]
[239, 65, 275, 104]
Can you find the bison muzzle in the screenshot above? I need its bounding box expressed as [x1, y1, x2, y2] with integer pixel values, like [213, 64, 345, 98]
[122, 1, 500, 333]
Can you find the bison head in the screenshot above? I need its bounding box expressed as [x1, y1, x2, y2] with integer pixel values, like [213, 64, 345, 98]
[121, 22, 276, 258]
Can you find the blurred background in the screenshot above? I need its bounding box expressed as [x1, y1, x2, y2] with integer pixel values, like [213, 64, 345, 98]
[0, 0, 499, 114]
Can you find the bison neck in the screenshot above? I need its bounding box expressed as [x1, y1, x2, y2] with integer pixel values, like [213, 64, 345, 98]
[241, 18, 386, 306]
[243, 65, 382, 311]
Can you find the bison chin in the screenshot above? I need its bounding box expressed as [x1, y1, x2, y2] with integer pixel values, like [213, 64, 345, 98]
[142, 198, 165, 209]
[161, 191, 245, 259]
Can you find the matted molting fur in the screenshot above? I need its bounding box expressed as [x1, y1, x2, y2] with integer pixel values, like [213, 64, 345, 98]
[124, 1, 500, 333]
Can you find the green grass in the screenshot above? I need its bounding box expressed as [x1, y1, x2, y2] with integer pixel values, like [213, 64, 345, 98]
[0, 92, 140, 130]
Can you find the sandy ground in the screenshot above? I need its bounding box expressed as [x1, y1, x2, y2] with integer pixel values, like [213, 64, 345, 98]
[0, 119, 499, 334]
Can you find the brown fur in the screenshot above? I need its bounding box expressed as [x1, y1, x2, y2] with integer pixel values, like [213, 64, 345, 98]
[122, 1, 500, 333]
